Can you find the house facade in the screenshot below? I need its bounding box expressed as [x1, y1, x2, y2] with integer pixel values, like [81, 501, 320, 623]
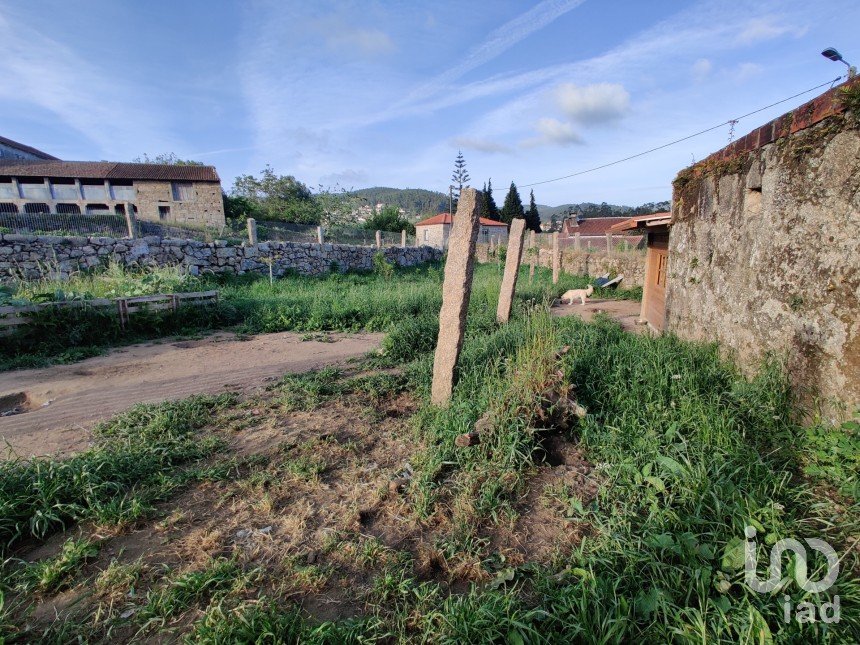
[415, 213, 509, 249]
[0, 138, 225, 227]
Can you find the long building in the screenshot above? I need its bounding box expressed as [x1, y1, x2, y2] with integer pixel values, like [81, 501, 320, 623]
[0, 136, 225, 228]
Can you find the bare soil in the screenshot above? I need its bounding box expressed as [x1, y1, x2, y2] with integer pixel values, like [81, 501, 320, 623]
[551, 296, 644, 333]
[0, 331, 382, 459]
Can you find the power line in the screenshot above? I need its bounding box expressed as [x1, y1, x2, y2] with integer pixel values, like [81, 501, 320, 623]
[496, 75, 844, 191]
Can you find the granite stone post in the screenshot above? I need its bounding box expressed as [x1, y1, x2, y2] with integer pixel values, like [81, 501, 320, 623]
[124, 202, 137, 239]
[247, 218, 258, 245]
[552, 231, 560, 284]
[497, 218, 526, 323]
[317, 226, 324, 244]
[574, 232, 581, 251]
[606, 232, 612, 256]
[375, 230, 382, 249]
[401, 229, 407, 247]
[431, 187, 483, 406]
[528, 230, 536, 283]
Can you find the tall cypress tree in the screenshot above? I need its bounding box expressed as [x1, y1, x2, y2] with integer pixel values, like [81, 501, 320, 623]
[483, 178, 501, 221]
[525, 189, 542, 232]
[499, 182, 525, 225]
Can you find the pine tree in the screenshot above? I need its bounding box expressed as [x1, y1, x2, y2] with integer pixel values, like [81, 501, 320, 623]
[499, 181, 525, 225]
[451, 150, 470, 202]
[483, 178, 500, 221]
[525, 189, 542, 232]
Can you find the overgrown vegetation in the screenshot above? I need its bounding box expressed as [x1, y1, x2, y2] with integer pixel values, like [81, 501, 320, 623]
[1, 262, 856, 642]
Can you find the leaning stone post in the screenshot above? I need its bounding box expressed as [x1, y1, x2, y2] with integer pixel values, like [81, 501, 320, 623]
[528, 230, 536, 283]
[247, 218, 258, 245]
[317, 226, 324, 245]
[497, 218, 526, 323]
[124, 201, 137, 239]
[431, 187, 483, 406]
[375, 230, 382, 249]
[606, 232, 612, 256]
[401, 229, 407, 247]
[552, 231, 560, 284]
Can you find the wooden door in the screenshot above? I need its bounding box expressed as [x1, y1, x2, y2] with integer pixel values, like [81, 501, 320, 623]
[644, 231, 669, 331]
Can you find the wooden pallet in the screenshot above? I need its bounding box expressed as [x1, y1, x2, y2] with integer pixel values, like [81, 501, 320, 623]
[0, 290, 219, 335]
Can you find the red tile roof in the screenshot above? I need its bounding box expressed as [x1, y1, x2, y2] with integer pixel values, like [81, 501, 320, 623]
[415, 213, 508, 227]
[608, 212, 671, 232]
[0, 135, 58, 160]
[0, 159, 220, 182]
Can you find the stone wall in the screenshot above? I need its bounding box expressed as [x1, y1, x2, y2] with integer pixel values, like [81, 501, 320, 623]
[0, 234, 442, 282]
[134, 180, 225, 227]
[476, 243, 646, 287]
[667, 79, 860, 418]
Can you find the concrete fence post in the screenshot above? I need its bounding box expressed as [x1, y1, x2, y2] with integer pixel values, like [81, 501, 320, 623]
[375, 230, 382, 249]
[431, 187, 483, 406]
[246, 218, 258, 245]
[124, 202, 137, 239]
[497, 218, 526, 323]
[317, 226, 324, 245]
[528, 230, 536, 283]
[552, 231, 560, 284]
[401, 229, 407, 247]
[574, 232, 581, 252]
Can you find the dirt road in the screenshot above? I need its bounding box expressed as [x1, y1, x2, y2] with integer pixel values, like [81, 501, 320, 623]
[0, 331, 382, 458]
[551, 297, 644, 333]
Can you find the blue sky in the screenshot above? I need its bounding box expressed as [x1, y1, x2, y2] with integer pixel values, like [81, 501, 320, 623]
[1, 0, 857, 206]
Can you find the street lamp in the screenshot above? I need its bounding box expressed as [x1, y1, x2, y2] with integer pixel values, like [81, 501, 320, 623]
[821, 47, 856, 78]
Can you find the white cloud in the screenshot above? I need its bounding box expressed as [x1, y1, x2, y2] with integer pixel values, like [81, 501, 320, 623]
[692, 58, 712, 83]
[734, 62, 764, 82]
[522, 118, 583, 148]
[453, 136, 513, 154]
[735, 17, 807, 45]
[319, 169, 368, 187]
[554, 82, 631, 125]
[322, 23, 395, 56]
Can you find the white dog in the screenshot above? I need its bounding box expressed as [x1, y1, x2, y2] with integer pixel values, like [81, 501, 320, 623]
[560, 285, 593, 305]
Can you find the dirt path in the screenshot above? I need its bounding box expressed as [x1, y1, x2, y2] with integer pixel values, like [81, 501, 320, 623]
[551, 297, 644, 333]
[0, 331, 382, 458]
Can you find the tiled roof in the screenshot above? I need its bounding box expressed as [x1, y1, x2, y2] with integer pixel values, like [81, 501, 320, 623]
[0, 159, 221, 182]
[415, 213, 508, 227]
[608, 212, 672, 232]
[0, 135, 58, 160]
[562, 216, 632, 236]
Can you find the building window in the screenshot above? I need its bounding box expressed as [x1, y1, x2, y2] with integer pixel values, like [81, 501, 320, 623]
[423, 230, 428, 241]
[56, 203, 81, 214]
[81, 180, 108, 200]
[51, 178, 80, 200]
[86, 203, 110, 214]
[171, 182, 195, 201]
[0, 181, 16, 199]
[110, 181, 135, 200]
[0, 203, 18, 214]
[159, 205, 170, 220]
[24, 203, 50, 214]
[18, 179, 49, 200]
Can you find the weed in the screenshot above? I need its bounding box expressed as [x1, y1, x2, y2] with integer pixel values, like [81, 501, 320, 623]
[15, 537, 99, 594]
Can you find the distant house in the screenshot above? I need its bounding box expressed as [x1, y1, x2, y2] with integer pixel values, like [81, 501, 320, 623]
[561, 215, 644, 250]
[0, 137, 225, 227]
[414, 213, 508, 249]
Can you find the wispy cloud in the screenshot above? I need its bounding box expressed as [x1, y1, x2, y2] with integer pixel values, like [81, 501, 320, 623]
[319, 19, 396, 56]
[692, 58, 713, 83]
[735, 16, 807, 45]
[453, 136, 513, 154]
[522, 118, 584, 148]
[0, 8, 171, 158]
[554, 82, 630, 125]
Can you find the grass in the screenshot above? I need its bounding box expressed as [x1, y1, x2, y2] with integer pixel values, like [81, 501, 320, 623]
[1, 262, 857, 642]
[0, 260, 633, 371]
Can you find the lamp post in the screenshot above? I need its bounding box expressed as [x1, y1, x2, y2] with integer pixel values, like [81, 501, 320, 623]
[822, 47, 856, 78]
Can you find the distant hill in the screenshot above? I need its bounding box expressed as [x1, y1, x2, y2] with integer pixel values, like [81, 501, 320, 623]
[351, 187, 448, 217]
[536, 201, 670, 222]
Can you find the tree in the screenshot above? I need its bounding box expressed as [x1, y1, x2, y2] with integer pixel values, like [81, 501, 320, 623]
[132, 152, 203, 166]
[231, 166, 321, 224]
[499, 182, 524, 225]
[451, 150, 470, 202]
[363, 205, 415, 235]
[525, 189, 542, 232]
[223, 194, 263, 224]
[482, 178, 501, 221]
[314, 185, 363, 228]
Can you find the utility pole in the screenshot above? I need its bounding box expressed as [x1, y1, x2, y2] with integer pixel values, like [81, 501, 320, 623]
[449, 185, 454, 216]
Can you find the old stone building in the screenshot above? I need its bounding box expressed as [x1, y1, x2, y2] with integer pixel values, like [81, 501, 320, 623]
[415, 212, 509, 249]
[0, 137, 225, 227]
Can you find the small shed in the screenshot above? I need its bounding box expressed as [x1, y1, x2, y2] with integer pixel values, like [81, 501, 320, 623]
[415, 213, 508, 249]
[610, 212, 671, 331]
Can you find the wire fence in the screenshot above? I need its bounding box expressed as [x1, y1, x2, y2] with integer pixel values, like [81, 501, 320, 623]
[0, 211, 130, 237]
[529, 233, 646, 254]
[254, 221, 414, 248]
